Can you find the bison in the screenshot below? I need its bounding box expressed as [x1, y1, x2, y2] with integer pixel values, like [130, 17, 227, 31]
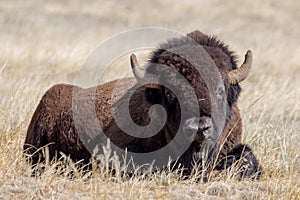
[23, 30, 262, 179]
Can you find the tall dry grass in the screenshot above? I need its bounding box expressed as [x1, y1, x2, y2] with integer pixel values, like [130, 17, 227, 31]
[0, 0, 299, 199]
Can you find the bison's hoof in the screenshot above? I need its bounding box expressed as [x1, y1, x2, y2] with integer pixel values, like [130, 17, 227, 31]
[216, 144, 262, 180]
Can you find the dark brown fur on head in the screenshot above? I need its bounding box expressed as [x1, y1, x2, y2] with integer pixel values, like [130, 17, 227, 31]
[144, 30, 255, 173]
[148, 30, 241, 109]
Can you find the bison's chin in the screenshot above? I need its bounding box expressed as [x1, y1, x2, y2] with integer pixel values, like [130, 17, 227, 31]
[181, 116, 219, 164]
[191, 138, 217, 161]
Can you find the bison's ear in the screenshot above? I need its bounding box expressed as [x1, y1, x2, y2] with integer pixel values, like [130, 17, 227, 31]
[227, 50, 253, 84]
[130, 54, 160, 89]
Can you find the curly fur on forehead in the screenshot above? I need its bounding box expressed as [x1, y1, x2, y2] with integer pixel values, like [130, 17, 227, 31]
[149, 30, 238, 71]
[147, 30, 241, 107]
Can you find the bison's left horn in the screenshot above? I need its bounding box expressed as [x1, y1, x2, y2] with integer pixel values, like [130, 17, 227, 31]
[130, 54, 160, 89]
[227, 50, 253, 84]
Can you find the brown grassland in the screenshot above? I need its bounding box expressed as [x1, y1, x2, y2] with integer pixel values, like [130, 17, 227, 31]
[0, 0, 299, 199]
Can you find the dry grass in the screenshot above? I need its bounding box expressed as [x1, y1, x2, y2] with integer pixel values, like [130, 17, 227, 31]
[0, 0, 299, 199]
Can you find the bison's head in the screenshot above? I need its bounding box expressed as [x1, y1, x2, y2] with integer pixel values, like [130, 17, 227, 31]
[129, 31, 252, 161]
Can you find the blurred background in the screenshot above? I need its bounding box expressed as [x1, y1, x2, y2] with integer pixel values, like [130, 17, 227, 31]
[1, 0, 299, 128]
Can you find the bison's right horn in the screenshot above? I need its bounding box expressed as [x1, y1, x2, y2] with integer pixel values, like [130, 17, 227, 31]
[130, 54, 160, 89]
[227, 50, 253, 84]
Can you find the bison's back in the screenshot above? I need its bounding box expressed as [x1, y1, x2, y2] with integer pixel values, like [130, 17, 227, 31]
[24, 84, 87, 164]
[23, 79, 127, 165]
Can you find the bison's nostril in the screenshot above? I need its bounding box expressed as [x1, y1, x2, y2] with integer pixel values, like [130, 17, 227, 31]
[198, 125, 211, 133]
[184, 116, 212, 139]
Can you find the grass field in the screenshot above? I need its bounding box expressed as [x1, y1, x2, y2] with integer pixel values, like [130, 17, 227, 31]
[0, 0, 299, 199]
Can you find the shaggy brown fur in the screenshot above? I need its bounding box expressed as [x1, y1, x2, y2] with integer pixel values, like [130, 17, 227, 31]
[24, 30, 261, 179]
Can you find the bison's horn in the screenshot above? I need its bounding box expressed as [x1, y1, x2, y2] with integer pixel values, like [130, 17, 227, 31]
[130, 54, 160, 89]
[227, 50, 253, 84]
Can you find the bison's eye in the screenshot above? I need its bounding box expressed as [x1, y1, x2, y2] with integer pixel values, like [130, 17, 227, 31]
[145, 88, 161, 104]
[165, 89, 176, 105]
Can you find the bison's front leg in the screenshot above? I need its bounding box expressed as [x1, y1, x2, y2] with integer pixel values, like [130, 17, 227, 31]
[216, 144, 262, 179]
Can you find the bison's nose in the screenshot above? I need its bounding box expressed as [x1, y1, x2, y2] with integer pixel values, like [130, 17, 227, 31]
[183, 116, 212, 140]
[198, 116, 212, 136]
